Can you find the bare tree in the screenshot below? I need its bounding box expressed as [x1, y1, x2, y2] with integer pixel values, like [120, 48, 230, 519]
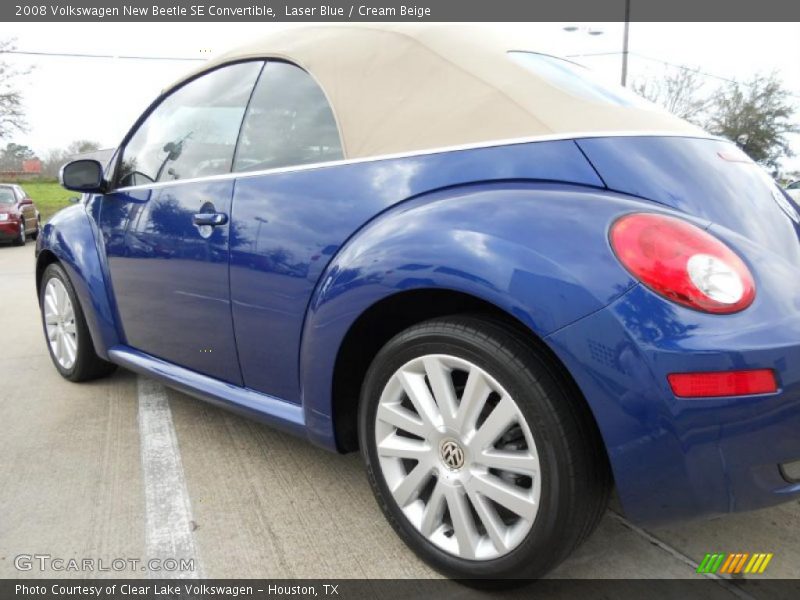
[41, 147, 71, 179]
[41, 139, 102, 178]
[0, 39, 29, 139]
[66, 139, 101, 155]
[706, 73, 800, 170]
[633, 67, 709, 124]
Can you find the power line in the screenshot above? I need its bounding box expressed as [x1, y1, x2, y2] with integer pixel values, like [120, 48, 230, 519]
[5, 47, 800, 100]
[566, 51, 624, 58]
[567, 49, 751, 84]
[567, 50, 800, 100]
[633, 52, 800, 100]
[0, 49, 204, 61]
[634, 53, 742, 85]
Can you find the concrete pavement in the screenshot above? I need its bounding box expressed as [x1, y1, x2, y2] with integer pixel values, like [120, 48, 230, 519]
[1, 241, 798, 589]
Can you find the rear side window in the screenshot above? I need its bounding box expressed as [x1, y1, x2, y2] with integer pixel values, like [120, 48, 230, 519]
[508, 51, 654, 109]
[117, 61, 263, 187]
[233, 61, 343, 172]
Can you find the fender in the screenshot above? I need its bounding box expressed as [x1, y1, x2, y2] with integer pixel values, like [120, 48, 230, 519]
[36, 201, 120, 360]
[299, 181, 667, 449]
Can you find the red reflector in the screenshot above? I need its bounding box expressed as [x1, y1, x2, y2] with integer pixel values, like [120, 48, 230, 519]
[668, 370, 777, 398]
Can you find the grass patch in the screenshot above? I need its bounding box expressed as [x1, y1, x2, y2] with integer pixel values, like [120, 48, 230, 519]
[8, 181, 77, 222]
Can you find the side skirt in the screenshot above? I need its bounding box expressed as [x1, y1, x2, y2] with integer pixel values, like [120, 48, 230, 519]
[108, 345, 306, 438]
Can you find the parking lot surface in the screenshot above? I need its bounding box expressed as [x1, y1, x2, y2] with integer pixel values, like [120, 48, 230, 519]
[1, 242, 799, 590]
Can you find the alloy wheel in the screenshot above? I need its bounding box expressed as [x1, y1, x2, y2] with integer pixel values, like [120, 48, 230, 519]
[374, 354, 541, 561]
[43, 278, 78, 370]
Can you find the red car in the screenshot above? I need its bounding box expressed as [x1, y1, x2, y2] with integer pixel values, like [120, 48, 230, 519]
[0, 184, 40, 245]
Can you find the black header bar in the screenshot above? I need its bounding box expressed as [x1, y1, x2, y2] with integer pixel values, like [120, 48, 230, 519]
[5, 0, 800, 22]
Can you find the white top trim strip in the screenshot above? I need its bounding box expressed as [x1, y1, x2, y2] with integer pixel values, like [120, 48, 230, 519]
[112, 130, 721, 193]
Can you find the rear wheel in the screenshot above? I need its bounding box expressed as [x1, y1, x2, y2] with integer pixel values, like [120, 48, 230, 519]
[31, 215, 41, 240]
[13, 220, 25, 246]
[359, 316, 610, 581]
[39, 263, 116, 382]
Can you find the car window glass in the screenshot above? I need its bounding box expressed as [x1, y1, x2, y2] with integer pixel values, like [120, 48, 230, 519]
[789, 182, 800, 190]
[0, 188, 15, 204]
[233, 61, 343, 172]
[117, 61, 263, 187]
[508, 51, 656, 110]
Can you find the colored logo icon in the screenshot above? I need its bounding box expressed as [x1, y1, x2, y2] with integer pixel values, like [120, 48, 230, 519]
[697, 552, 773, 574]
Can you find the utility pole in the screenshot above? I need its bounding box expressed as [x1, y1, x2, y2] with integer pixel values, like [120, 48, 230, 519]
[621, 0, 631, 86]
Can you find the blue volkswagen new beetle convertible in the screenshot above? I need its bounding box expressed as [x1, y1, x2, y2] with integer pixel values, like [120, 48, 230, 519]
[37, 25, 800, 579]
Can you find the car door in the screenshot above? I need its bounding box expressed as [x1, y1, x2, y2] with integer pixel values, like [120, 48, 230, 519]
[98, 61, 264, 384]
[15, 186, 34, 232]
[228, 60, 345, 400]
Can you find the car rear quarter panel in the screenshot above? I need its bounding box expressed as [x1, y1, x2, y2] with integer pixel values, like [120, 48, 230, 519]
[298, 183, 671, 450]
[577, 136, 800, 265]
[230, 139, 605, 403]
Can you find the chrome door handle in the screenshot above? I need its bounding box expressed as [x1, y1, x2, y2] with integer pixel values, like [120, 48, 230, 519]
[192, 212, 228, 226]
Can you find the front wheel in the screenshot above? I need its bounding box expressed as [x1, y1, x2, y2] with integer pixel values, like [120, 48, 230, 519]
[359, 316, 611, 581]
[39, 263, 117, 382]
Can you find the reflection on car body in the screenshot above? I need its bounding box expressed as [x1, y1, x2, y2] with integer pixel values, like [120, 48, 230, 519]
[37, 25, 800, 581]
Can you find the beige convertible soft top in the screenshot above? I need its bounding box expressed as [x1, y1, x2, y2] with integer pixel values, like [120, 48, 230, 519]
[169, 24, 702, 159]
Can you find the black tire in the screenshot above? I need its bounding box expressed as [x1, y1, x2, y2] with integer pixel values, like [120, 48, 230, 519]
[31, 216, 41, 240]
[13, 220, 25, 246]
[358, 315, 611, 582]
[39, 262, 117, 382]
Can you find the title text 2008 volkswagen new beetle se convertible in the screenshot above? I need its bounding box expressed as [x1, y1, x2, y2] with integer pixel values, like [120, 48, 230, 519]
[38, 25, 800, 580]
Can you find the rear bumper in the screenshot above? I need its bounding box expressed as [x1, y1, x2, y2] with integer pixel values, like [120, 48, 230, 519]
[546, 283, 800, 525]
[0, 220, 20, 240]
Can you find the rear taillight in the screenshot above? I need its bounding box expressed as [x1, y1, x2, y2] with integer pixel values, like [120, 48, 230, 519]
[668, 369, 777, 398]
[610, 213, 755, 314]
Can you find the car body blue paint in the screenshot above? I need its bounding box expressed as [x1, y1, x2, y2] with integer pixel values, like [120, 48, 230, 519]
[35, 202, 120, 360]
[577, 136, 800, 264]
[38, 134, 800, 525]
[108, 344, 305, 437]
[97, 180, 243, 385]
[546, 274, 800, 523]
[229, 140, 602, 402]
[299, 182, 653, 448]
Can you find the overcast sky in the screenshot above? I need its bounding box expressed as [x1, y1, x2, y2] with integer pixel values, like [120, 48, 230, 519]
[1, 22, 799, 173]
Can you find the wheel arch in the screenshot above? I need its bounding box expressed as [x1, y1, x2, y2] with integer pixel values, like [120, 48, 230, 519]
[298, 183, 645, 455]
[325, 286, 612, 495]
[36, 204, 121, 360]
[35, 249, 59, 298]
[333, 288, 506, 451]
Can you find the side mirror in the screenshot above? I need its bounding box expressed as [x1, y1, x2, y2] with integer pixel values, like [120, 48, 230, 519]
[59, 159, 105, 193]
[19, 197, 33, 206]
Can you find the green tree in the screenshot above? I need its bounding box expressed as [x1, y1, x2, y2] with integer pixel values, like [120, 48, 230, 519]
[706, 73, 799, 170]
[66, 139, 101, 155]
[0, 141, 35, 170]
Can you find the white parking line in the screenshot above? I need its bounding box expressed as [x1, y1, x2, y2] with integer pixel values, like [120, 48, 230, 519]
[137, 376, 204, 579]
